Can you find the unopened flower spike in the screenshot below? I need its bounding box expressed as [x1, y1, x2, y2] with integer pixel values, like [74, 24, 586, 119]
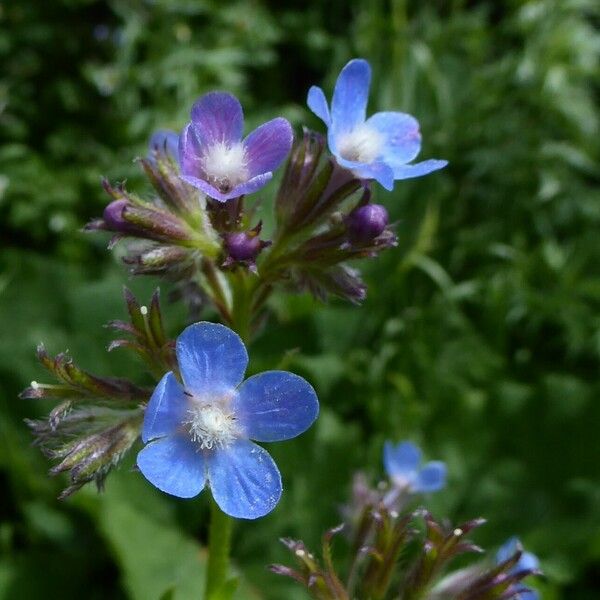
[137, 321, 319, 519]
[383, 440, 446, 497]
[179, 92, 293, 202]
[307, 58, 447, 190]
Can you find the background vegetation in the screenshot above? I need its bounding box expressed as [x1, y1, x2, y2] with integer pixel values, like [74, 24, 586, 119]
[1, 0, 598, 598]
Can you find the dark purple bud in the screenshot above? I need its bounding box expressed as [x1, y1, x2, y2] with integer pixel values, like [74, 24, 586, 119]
[223, 223, 271, 268]
[103, 200, 131, 231]
[347, 204, 389, 243]
[224, 232, 263, 261]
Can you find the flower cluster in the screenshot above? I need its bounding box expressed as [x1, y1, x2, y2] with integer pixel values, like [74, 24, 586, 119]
[274, 444, 541, 600]
[21, 55, 544, 600]
[85, 58, 446, 319]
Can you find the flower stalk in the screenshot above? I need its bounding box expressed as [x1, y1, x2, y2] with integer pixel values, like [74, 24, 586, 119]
[205, 498, 235, 600]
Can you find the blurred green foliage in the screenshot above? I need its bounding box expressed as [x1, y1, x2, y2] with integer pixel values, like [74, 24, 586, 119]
[1, 0, 599, 598]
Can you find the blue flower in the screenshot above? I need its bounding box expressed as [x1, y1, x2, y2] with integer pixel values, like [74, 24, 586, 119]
[383, 441, 446, 493]
[148, 129, 180, 164]
[137, 322, 319, 519]
[496, 538, 540, 600]
[307, 59, 447, 190]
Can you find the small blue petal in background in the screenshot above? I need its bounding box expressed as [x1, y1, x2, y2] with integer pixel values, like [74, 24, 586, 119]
[383, 440, 446, 493]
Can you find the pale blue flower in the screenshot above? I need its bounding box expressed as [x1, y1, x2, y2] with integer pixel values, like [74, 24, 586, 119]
[137, 322, 319, 519]
[383, 440, 446, 493]
[497, 538, 540, 600]
[308, 59, 447, 190]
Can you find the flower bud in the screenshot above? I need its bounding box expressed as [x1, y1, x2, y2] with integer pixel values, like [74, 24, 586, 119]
[103, 199, 132, 231]
[222, 223, 271, 270]
[148, 129, 179, 165]
[224, 232, 264, 261]
[123, 242, 193, 280]
[347, 204, 389, 243]
[48, 414, 142, 498]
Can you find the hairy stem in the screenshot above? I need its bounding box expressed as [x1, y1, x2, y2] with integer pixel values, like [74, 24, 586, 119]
[205, 497, 234, 599]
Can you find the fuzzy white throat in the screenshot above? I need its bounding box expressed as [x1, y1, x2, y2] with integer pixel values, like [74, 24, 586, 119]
[337, 124, 383, 164]
[391, 474, 412, 489]
[201, 142, 248, 193]
[185, 398, 239, 450]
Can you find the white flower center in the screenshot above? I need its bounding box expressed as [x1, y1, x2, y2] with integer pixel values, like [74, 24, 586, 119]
[185, 397, 239, 450]
[337, 124, 383, 164]
[391, 474, 414, 490]
[201, 142, 248, 193]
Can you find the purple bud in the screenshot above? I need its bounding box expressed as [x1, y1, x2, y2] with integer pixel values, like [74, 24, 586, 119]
[103, 200, 130, 231]
[347, 204, 389, 243]
[223, 231, 268, 262]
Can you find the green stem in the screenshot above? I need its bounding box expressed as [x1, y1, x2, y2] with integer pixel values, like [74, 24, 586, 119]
[203, 275, 257, 599]
[205, 496, 234, 599]
[230, 271, 256, 343]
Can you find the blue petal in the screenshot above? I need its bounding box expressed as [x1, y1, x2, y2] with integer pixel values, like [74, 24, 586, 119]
[149, 129, 179, 163]
[142, 372, 187, 443]
[352, 161, 395, 191]
[233, 371, 319, 442]
[307, 86, 331, 126]
[497, 538, 541, 576]
[331, 59, 371, 137]
[518, 551, 540, 574]
[413, 461, 447, 493]
[176, 322, 248, 396]
[497, 537, 520, 564]
[207, 440, 282, 519]
[391, 159, 448, 180]
[514, 587, 539, 600]
[333, 153, 394, 190]
[137, 435, 206, 498]
[367, 111, 422, 165]
[384, 441, 422, 478]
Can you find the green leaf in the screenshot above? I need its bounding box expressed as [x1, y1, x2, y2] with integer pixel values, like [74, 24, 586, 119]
[95, 473, 207, 600]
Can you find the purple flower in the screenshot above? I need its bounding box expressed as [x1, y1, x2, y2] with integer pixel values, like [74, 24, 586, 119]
[179, 92, 293, 202]
[307, 59, 447, 190]
[497, 538, 540, 600]
[383, 441, 446, 493]
[137, 322, 319, 519]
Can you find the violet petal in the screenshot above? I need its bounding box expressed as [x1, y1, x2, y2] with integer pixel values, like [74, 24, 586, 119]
[190, 92, 244, 146]
[243, 117, 293, 177]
